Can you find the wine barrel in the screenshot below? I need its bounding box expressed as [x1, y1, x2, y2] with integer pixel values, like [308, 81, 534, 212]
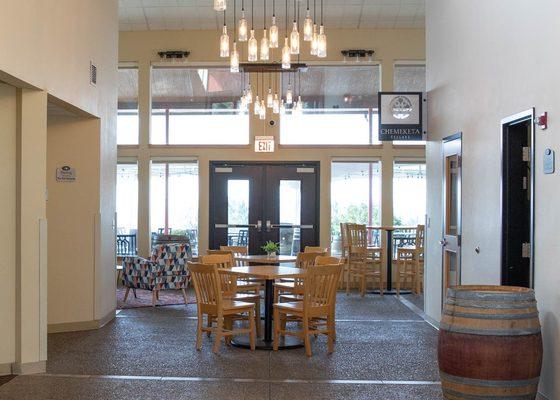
[438, 285, 542, 399]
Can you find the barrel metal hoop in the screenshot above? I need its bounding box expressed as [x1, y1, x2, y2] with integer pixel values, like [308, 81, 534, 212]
[442, 388, 538, 400]
[448, 291, 535, 303]
[439, 323, 542, 336]
[440, 372, 541, 388]
[442, 310, 540, 320]
[445, 299, 538, 310]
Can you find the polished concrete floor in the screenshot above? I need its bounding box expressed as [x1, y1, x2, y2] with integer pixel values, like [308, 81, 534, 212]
[0, 293, 440, 399]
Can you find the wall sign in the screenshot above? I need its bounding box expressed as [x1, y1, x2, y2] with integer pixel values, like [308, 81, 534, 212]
[56, 165, 76, 182]
[254, 136, 275, 153]
[378, 92, 425, 141]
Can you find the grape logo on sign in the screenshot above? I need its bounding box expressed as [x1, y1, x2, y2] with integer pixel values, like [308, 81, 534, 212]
[390, 95, 413, 120]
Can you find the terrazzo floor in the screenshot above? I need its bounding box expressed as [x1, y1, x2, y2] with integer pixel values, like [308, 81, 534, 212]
[0, 293, 441, 399]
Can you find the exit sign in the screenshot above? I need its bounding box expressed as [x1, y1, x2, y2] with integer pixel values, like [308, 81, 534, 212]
[254, 136, 275, 152]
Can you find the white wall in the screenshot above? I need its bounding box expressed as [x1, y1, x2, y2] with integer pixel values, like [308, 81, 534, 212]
[425, 1, 560, 398]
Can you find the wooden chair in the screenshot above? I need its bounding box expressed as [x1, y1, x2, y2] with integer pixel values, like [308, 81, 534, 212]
[219, 245, 248, 266]
[346, 224, 384, 296]
[304, 246, 329, 254]
[200, 254, 262, 336]
[274, 251, 325, 302]
[396, 225, 425, 295]
[204, 251, 261, 294]
[273, 263, 342, 356]
[315, 256, 343, 266]
[188, 262, 256, 353]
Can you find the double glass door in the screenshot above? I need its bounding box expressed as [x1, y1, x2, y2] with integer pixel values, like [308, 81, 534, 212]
[209, 162, 319, 255]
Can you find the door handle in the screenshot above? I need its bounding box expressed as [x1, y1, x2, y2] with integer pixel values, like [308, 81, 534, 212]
[439, 238, 448, 246]
[257, 220, 262, 232]
[266, 220, 272, 232]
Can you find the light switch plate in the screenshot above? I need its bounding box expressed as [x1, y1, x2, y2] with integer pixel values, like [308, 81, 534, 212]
[544, 148, 555, 174]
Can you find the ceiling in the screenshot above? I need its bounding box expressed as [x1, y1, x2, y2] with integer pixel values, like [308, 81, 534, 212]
[119, 0, 425, 31]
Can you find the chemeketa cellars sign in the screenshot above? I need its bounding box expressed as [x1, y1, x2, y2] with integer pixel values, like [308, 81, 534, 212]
[378, 92, 425, 141]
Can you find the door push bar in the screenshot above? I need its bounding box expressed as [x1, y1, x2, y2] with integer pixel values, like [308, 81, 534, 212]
[265, 220, 314, 232]
[215, 221, 263, 232]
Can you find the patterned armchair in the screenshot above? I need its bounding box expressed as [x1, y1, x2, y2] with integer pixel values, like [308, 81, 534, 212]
[122, 243, 191, 306]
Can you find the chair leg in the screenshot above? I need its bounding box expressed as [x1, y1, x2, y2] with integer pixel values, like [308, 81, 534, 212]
[255, 298, 262, 337]
[133, 289, 137, 298]
[181, 288, 189, 304]
[396, 260, 401, 296]
[123, 287, 130, 303]
[152, 290, 157, 306]
[327, 314, 335, 355]
[360, 274, 366, 297]
[273, 306, 280, 351]
[196, 313, 203, 351]
[249, 309, 256, 351]
[156, 290, 160, 300]
[206, 316, 213, 338]
[345, 266, 351, 295]
[213, 316, 224, 354]
[303, 317, 312, 357]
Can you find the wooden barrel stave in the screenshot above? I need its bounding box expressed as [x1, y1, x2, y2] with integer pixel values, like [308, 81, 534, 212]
[438, 285, 543, 400]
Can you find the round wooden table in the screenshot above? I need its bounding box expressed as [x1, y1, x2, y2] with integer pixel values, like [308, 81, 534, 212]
[220, 265, 305, 350]
[234, 254, 297, 265]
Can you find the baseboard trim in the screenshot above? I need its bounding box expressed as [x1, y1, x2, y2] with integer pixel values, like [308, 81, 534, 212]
[0, 362, 12, 376]
[11, 360, 46, 375]
[47, 309, 116, 334]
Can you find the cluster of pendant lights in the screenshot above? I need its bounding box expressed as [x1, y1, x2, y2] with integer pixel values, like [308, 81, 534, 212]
[213, 0, 326, 118]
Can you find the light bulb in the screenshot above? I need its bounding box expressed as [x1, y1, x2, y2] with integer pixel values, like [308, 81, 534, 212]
[248, 30, 258, 61]
[273, 94, 280, 114]
[239, 12, 248, 41]
[286, 86, 293, 104]
[220, 26, 230, 57]
[259, 100, 266, 119]
[214, 0, 226, 11]
[290, 21, 300, 55]
[303, 10, 313, 41]
[267, 88, 273, 108]
[282, 38, 291, 69]
[246, 85, 253, 104]
[230, 42, 239, 72]
[310, 24, 318, 56]
[280, 99, 286, 114]
[317, 25, 327, 58]
[240, 92, 247, 109]
[269, 16, 279, 48]
[260, 30, 270, 61]
[254, 95, 261, 115]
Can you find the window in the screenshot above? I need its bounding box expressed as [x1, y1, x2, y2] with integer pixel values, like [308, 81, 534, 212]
[116, 162, 138, 254]
[281, 65, 381, 145]
[393, 162, 426, 226]
[151, 68, 249, 145]
[331, 161, 381, 254]
[117, 68, 139, 145]
[150, 161, 199, 254]
[393, 63, 426, 146]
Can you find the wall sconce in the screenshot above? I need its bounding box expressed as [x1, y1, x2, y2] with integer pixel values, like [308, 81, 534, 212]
[341, 49, 374, 63]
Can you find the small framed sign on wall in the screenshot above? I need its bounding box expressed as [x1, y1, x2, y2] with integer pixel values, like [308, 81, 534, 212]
[378, 92, 426, 141]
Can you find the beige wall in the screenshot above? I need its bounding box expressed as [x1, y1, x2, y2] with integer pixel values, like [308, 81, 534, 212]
[425, 1, 560, 398]
[118, 28, 426, 256]
[0, 83, 17, 372]
[0, 0, 118, 374]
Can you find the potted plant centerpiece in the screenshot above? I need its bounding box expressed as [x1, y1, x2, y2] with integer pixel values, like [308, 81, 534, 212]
[262, 241, 280, 258]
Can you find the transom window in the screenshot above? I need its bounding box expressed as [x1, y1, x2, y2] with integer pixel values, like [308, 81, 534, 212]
[117, 68, 139, 145]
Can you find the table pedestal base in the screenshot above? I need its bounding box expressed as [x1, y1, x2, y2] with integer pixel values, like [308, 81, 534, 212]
[231, 335, 303, 350]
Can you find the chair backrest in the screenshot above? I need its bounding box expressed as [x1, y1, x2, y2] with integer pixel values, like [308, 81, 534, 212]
[151, 243, 190, 274]
[188, 262, 222, 309]
[303, 264, 342, 311]
[219, 246, 248, 266]
[415, 225, 425, 249]
[315, 256, 343, 266]
[347, 224, 368, 248]
[304, 246, 329, 254]
[200, 253, 234, 269]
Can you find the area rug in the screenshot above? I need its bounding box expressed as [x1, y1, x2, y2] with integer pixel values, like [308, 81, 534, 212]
[116, 287, 195, 309]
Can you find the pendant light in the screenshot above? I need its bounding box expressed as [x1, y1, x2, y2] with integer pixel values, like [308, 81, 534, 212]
[290, 0, 299, 54]
[303, 0, 313, 41]
[286, 73, 293, 104]
[259, 99, 266, 119]
[281, 0, 291, 69]
[269, 0, 279, 48]
[254, 95, 261, 115]
[267, 89, 273, 108]
[248, 0, 258, 61]
[230, 1, 239, 72]
[214, 0, 227, 11]
[317, 0, 327, 58]
[273, 93, 280, 113]
[310, 0, 318, 55]
[220, 11, 230, 57]
[260, 0, 270, 60]
[239, 0, 248, 41]
[280, 99, 286, 114]
[246, 80, 253, 104]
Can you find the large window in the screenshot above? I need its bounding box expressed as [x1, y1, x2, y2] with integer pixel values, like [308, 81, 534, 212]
[151, 68, 249, 145]
[116, 162, 138, 255]
[150, 161, 199, 254]
[117, 68, 139, 145]
[393, 162, 426, 226]
[393, 63, 426, 146]
[331, 161, 381, 254]
[281, 65, 381, 145]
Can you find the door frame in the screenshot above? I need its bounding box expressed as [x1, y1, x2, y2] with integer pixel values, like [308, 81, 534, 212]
[441, 132, 462, 305]
[500, 108, 535, 288]
[208, 161, 321, 252]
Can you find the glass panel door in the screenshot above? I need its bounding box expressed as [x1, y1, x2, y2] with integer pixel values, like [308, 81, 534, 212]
[278, 180, 302, 256]
[227, 180, 250, 247]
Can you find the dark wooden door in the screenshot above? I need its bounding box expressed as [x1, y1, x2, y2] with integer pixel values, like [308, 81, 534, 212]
[209, 162, 320, 255]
